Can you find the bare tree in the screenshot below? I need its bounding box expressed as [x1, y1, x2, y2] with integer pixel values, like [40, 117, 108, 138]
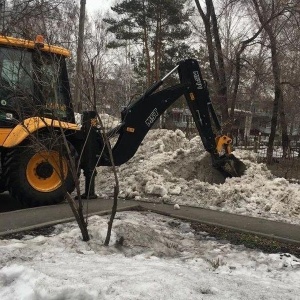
[84, 48, 120, 246]
[250, 0, 292, 162]
[195, 0, 230, 131]
[74, 0, 86, 112]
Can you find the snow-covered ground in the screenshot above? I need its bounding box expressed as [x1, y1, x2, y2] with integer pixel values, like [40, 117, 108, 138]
[1, 128, 300, 299]
[1, 212, 300, 299]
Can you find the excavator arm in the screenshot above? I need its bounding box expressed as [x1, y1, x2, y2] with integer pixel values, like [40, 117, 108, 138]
[81, 59, 245, 179]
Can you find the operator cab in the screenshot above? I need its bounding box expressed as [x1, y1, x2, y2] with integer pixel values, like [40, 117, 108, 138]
[0, 35, 74, 127]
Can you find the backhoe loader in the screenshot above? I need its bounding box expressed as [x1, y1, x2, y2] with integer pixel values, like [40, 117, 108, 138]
[0, 35, 245, 207]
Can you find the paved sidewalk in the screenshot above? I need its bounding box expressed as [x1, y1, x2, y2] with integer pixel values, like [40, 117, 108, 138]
[141, 201, 300, 245]
[0, 198, 138, 236]
[0, 198, 299, 245]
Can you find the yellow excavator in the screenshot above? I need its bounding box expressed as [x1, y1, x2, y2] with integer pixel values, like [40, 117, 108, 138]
[0, 35, 246, 207]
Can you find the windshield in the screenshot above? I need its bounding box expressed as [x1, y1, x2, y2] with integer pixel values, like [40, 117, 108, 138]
[0, 48, 33, 96]
[34, 52, 68, 119]
[0, 47, 70, 121]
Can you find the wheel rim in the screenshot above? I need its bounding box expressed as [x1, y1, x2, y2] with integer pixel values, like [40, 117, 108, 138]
[26, 150, 68, 192]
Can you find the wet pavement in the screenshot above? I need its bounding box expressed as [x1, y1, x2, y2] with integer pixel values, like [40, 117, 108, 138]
[0, 196, 299, 245]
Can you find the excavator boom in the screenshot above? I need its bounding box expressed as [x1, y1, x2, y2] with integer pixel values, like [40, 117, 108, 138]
[83, 59, 246, 178]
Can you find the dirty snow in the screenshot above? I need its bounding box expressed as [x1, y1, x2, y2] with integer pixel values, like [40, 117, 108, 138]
[1, 128, 300, 299]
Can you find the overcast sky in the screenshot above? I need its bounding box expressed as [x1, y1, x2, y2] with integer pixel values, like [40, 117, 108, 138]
[85, 0, 113, 14]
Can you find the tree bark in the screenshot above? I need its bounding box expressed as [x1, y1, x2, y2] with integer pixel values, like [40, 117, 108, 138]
[74, 0, 86, 112]
[210, 1, 229, 126]
[141, 1, 151, 85]
[195, 0, 230, 132]
[154, 4, 162, 81]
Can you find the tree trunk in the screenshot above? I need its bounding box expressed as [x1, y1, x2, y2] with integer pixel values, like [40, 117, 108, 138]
[74, 0, 86, 112]
[266, 31, 281, 163]
[195, 0, 219, 83]
[210, 1, 229, 127]
[142, 1, 151, 85]
[267, 32, 290, 163]
[195, 0, 230, 132]
[64, 0, 90, 242]
[279, 94, 289, 157]
[154, 5, 162, 81]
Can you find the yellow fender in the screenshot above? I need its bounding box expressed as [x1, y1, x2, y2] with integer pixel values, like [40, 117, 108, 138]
[2, 117, 80, 148]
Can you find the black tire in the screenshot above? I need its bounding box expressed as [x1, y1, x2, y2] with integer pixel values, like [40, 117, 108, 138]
[4, 140, 77, 207]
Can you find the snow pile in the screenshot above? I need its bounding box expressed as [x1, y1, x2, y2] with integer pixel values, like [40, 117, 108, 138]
[96, 129, 300, 224]
[0, 212, 300, 300]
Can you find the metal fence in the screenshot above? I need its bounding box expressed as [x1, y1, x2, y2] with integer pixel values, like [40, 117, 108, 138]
[235, 141, 300, 183]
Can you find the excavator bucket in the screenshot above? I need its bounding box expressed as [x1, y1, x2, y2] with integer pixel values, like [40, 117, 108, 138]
[217, 154, 247, 178]
[214, 135, 246, 178]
